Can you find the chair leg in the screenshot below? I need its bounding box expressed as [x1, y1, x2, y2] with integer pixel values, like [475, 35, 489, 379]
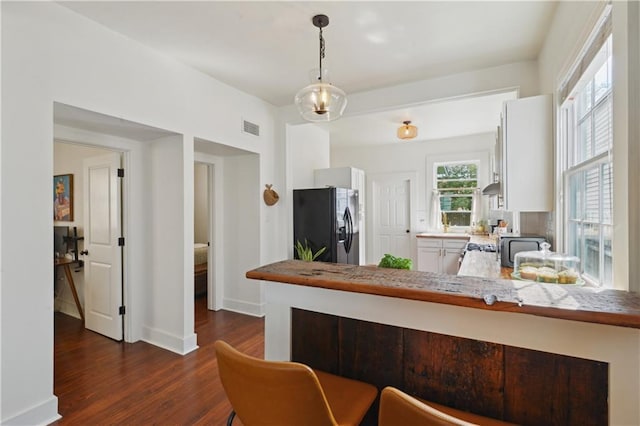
[226, 410, 236, 426]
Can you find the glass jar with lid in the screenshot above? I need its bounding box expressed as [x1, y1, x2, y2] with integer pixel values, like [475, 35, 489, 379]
[512, 242, 582, 284]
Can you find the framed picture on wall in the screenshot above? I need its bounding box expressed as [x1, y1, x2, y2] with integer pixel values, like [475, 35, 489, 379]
[54, 174, 73, 221]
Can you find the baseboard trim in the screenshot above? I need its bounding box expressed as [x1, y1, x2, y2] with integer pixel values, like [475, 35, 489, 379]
[141, 326, 198, 355]
[223, 298, 265, 317]
[2, 395, 60, 426]
[56, 300, 82, 320]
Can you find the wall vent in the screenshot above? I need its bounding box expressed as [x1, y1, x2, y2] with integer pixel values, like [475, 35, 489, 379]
[242, 119, 260, 137]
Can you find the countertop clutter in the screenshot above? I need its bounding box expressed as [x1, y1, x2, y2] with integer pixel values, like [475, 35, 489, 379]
[417, 232, 511, 279]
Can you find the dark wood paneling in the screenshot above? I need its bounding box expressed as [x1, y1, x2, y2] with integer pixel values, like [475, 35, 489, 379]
[404, 329, 505, 419]
[291, 308, 339, 374]
[338, 317, 404, 389]
[290, 309, 609, 426]
[567, 356, 609, 425]
[339, 317, 404, 426]
[504, 347, 608, 426]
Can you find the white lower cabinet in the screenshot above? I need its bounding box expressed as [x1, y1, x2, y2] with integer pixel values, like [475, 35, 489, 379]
[417, 237, 468, 274]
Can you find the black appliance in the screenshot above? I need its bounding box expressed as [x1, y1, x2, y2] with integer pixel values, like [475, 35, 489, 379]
[499, 235, 546, 267]
[293, 187, 359, 265]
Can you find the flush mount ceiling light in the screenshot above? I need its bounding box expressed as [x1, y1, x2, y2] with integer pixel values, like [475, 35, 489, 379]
[397, 121, 418, 140]
[294, 14, 347, 122]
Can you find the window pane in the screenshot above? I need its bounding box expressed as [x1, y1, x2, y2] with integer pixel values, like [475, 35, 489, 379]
[593, 60, 611, 102]
[568, 172, 583, 220]
[584, 167, 599, 222]
[568, 220, 582, 260]
[447, 212, 470, 227]
[593, 96, 612, 155]
[602, 163, 612, 224]
[577, 116, 592, 164]
[435, 162, 478, 228]
[577, 81, 593, 118]
[603, 225, 612, 286]
[583, 223, 600, 280]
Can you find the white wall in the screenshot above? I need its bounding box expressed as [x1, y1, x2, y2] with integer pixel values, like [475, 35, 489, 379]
[194, 163, 208, 244]
[1, 2, 283, 424]
[222, 154, 262, 315]
[331, 133, 493, 263]
[142, 135, 197, 354]
[288, 123, 330, 190]
[53, 142, 112, 319]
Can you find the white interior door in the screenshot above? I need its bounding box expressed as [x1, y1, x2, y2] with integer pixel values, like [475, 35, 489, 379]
[83, 152, 123, 341]
[372, 177, 411, 263]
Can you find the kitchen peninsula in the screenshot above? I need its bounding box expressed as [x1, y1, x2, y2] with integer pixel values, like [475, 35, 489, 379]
[247, 260, 640, 425]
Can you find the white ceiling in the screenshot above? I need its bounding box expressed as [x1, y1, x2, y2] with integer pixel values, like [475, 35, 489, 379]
[57, 1, 557, 146]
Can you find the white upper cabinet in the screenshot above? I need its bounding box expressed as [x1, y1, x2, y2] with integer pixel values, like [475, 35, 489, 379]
[501, 94, 554, 212]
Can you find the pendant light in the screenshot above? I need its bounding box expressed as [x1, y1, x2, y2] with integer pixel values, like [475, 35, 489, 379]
[397, 121, 418, 140]
[294, 14, 347, 122]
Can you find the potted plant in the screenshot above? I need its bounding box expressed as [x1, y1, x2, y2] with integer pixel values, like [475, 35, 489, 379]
[295, 239, 327, 261]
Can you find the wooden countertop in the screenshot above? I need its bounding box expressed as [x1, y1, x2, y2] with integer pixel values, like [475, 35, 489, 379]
[247, 260, 640, 329]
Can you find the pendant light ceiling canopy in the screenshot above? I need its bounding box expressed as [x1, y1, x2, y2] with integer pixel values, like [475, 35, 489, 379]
[397, 121, 418, 140]
[294, 14, 347, 122]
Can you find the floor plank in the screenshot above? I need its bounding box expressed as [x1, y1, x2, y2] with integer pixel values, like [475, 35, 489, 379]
[52, 297, 263, 425]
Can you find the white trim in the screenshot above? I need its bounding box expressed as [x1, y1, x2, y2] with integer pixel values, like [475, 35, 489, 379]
[194, 152, 225, 311]
[53, 125, 136, 341]
[223, 297, 265, 317]
[554, 2, 610, 91]
[2, 396, 60, 426]
[141, 326, 198, 355]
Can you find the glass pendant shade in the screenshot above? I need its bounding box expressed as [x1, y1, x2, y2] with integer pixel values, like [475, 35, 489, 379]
[295, 82, 347, 122]
[397, 121, 418, 139]
[295, 14, 347, 122]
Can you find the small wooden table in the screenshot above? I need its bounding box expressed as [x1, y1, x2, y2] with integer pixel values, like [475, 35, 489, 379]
[55, 257, 84, 322]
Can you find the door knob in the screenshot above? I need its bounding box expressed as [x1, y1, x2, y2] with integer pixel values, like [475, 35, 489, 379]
[406, 229, 410, 233]
[80, 250, 89, 255]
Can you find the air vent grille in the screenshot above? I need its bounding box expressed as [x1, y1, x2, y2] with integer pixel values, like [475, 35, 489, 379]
[243, 119, 260, 137]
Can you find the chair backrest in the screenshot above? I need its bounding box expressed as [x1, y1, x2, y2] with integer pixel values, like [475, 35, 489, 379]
[214, 340, 338, 426]
[379, 387, 477, 426]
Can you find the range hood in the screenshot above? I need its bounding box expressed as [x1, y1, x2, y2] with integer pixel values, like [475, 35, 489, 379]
[482, 182, 501, 195]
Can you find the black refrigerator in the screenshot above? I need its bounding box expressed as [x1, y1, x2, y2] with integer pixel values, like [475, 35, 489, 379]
[293, 188, 359, 265]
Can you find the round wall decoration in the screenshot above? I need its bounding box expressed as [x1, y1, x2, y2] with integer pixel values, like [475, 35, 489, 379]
[263, 184, 280, 206]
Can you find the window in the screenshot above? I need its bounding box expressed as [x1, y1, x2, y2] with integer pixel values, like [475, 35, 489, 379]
[560, 20, 612, 287]
[435, 162, 478, 227]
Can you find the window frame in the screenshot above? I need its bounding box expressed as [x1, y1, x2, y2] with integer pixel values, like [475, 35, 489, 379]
[559, 29, 613, 288]
[433, 160, 480, 230]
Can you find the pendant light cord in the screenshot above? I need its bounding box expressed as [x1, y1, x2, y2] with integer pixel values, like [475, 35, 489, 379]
[318, 27, 325, 81]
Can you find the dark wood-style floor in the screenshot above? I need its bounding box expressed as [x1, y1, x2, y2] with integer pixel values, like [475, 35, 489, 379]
[52, 296, 263, 425]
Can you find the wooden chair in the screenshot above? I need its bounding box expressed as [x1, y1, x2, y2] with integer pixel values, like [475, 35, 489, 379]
[214, 340, 377, 426]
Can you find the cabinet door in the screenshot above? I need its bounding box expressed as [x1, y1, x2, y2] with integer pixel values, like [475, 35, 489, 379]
[417, 247, 441, 273]
[503, 95, 553, 211]
[442, 248, 462, 275]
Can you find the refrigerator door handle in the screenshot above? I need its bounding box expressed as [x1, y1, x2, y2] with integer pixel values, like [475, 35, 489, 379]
[344, 207, 353, 254]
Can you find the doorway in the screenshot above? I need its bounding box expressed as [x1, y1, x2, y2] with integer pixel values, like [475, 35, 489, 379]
[193, 162, 210, 300]
[54, 141, 124, 340]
